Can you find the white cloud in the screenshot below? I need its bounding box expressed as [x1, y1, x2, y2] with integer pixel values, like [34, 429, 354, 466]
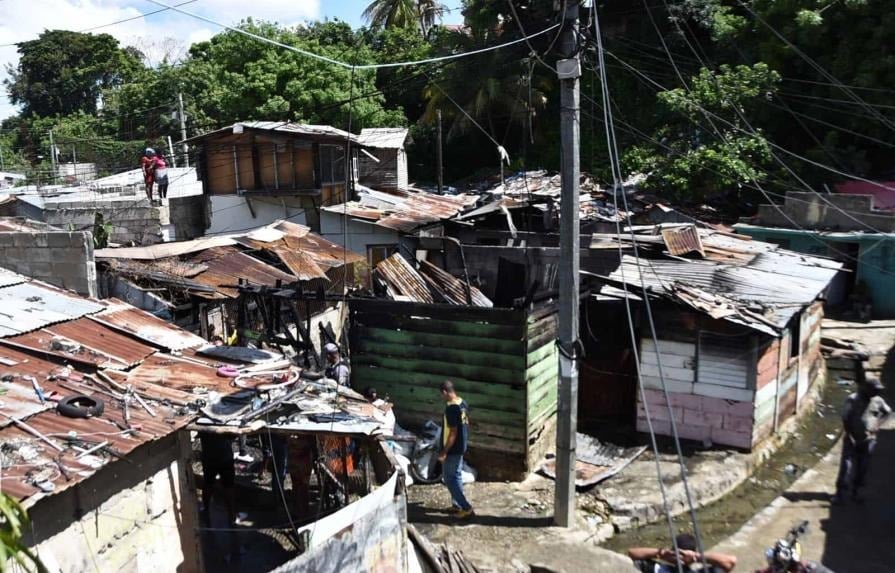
[0, 0, 321, 120]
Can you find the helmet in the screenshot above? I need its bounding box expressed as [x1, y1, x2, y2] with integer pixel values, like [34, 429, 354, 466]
[145, 147, 156, 156]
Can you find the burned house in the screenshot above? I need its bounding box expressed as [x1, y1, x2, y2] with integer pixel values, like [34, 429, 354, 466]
[0, 267, 412, 572]
[94, 221, 364, 347]
[320, 185, 478, 268]
[583, 225, 842, 449]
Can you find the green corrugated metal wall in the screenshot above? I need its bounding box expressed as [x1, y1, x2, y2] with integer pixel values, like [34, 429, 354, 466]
[349, 299, 558, 457]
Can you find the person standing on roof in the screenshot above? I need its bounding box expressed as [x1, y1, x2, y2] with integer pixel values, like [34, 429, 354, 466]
[153, 152, 169, 203]
[323, 342, 350, 386]
[832, 377, 891, 504]
[438, 380, 474, 519]
[141, 148, 156, 202]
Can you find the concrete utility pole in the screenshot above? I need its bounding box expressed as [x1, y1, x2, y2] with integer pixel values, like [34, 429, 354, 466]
[554, 0, 581, 528]
[178, 92, 189, 167]
[436, 109, 444, 194]
[48, 130, 57, 184]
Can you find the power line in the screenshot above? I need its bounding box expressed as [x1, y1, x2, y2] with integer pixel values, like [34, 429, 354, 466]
[144, 0, 560, 71]
[0, 0, 201, 48]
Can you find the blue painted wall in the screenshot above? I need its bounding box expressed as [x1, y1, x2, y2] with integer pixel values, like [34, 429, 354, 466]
[735, 225, 895, 317]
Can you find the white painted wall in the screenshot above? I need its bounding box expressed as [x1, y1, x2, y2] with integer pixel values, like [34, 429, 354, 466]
[319, 210, 399, 263]
[207, 195, 309, 235]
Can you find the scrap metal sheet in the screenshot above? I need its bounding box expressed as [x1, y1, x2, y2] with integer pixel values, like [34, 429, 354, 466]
[540, 434, 647, 489]
[0, 283, 105, 338]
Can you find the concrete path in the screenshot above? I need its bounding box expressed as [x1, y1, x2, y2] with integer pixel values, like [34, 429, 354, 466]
[713, 415, 895, 572]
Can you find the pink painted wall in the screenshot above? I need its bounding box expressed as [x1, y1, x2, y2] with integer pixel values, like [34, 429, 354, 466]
[636, 388, 753, 449]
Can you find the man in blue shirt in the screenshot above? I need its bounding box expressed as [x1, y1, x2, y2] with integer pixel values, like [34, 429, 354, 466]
[438, 380, 474, 519]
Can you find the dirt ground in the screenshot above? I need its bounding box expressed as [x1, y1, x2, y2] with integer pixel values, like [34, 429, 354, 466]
[408, 318, 894, 572]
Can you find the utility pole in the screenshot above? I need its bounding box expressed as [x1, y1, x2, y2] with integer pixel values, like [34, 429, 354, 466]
[436, 109, 444, 194]
[178, 92, 189, 167]
[48, 130, 57, 184]
[554, 0, 581, 528]
[0, 145, 5, 171]
[167, 136, 176, 168]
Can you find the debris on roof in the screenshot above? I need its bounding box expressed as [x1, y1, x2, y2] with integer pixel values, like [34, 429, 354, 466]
[322, 185, 478, 233]
[91, 299, 207, 350]
[588, 225, 843, 336]
[373, 254, 492, 307]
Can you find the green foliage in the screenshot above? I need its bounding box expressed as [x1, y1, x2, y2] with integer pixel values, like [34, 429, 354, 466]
[0, 492, 47, 573]
[624, 64, 779, 202]
[4, 30, 142, 117]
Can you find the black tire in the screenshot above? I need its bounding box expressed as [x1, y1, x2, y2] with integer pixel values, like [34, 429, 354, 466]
[57, 395, 105, 418]
[409, 460, 442, 484]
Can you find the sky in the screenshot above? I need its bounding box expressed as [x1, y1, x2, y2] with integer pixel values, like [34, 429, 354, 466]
[0, 0, 464, 120]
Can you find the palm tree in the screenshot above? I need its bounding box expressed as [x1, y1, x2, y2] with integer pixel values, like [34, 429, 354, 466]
[362, 0, 445, 35]
[363, 0, 419, 31]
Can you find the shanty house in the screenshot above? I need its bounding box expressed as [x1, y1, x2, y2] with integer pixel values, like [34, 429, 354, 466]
[356, 128, 409, 191]
[585, 225, 842, 449]
[186, 121, 363, 235]
[320, 184, 478, 269]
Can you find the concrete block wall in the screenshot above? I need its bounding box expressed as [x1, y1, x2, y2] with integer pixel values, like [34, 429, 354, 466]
[44, 201, 165, 245]
[0, 231, 97, 296]
[756, 192, 895, 232]
[636, 388, 753, 449]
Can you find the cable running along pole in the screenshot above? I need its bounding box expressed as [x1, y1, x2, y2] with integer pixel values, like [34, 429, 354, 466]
[554, 0, 580, 529]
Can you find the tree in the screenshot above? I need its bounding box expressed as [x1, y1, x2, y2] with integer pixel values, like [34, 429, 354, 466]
[623, 64, 780, 202]
[4, 30, 143, 117]
[0, 492, 47, 572]
[363, 0, 445, 35]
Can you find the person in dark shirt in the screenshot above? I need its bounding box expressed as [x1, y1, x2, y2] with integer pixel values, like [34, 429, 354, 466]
[438, 380, 473, 519]
[629, 533, 737, 572]
[832, 377, 891, 504]
[323, 342, 350, 386]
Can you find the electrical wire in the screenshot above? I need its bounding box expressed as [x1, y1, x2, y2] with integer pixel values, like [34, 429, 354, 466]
[591, 9, 683, 571]
[144, 0, 560, 71]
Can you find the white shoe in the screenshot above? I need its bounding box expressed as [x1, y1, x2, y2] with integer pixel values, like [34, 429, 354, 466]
[234, 452, 254, 463]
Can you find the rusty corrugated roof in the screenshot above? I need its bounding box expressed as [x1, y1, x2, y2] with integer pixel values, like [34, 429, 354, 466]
[90, 300, 207, 350]
[418, 260, 492, 307]
[125, 353, 236, 395]
[271, 248, 329, 281]
[322, 186, 478, 233]
[190, 249, 296, 297]
[1, 318, 156, 370]
[661, 224, 705, 257]
[374, 254, 434, 303]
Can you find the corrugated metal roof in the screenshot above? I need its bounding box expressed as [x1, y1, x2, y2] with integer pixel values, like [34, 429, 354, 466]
[374, 254, 434, 303]
[358, 128, 408, 149]
[272, 248, 329, 281]
[0, 283, 105, 338]
[91, 300, 206, 350]
[322, 186, 478, 233]
[0, 267, 27, 288]
[2, 318, 156, 370]
[95, 235, 238, 260]
[0, 346, 65, 424]
[418, 260, 492, 307]
[594, 226, 842, 335]
[189, 249, 296, 298]
[125, 353, 235, 395]
[661, 225, 705, 257]
[184, 121, 358, 144]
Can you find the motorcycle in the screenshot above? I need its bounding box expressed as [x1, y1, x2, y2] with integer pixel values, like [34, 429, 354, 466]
[755, 521, 834, 573]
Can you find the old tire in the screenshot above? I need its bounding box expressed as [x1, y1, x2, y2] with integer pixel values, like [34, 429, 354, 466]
[57, 395, 105, 419]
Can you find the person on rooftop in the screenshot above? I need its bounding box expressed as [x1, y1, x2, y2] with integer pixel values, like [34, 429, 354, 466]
[628, 533, 737, 572]
[323, 342, 350, 386]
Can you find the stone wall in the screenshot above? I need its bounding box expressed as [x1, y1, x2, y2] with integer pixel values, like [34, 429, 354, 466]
[43, 200, 166, 245]
[755, 192, 895, 232]
[0, 230, 97, 296]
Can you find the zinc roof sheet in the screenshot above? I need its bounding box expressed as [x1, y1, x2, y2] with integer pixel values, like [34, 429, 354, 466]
[0, 283, 104, 338]
[3, 318, 156, 370]
[0, 267, 27, 288]
[91, 300, 207, 350]
[358, 128, 409, 149]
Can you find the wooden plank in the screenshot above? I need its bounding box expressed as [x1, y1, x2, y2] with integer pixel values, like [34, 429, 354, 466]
[350, 298, 523, 324]
[351, 366, 524, 396]
[526, 343, 556, 368]
[641, 338, 695, 357]
[363, 383, 526, 415]
[691, 382, 754, 402]
[525, 352, 557, 382]
[640, 363, 694, 383]
[640, 351, 692, 370]
[527, 328, 557, 352]
[350, 311, 524, 339]
[351, 354, 524, 385]
[355, 339, 525, 371]
[528, 402, 558, 434]
[528, 384, 558, 421]
[352, 326, 522, 356]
